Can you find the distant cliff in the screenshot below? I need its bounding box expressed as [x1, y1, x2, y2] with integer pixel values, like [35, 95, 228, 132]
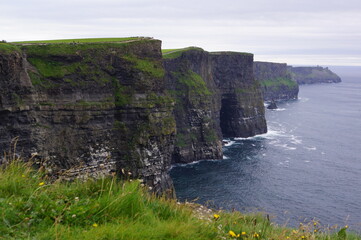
[254, 61, 299, 101]
[164, 48, 267, 163]
[288, 66, 341, 84]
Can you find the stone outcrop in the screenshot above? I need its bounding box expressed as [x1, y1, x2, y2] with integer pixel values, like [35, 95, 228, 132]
[0, 39, 176, 195]
[164, 49, 267, 163]
[254, 61, 299, 101]
[288, 66, 341, 84]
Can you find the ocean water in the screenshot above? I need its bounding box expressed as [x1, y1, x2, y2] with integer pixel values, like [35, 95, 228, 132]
[170, 66, 361, 231]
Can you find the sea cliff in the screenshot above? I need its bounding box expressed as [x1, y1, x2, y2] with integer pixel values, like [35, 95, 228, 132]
[0, 38, 176, 195]
[0, 39, 267, 193]
[288, 66, 341, 84]
[254, 61, 299, 101]
[164, 48, 267, 163]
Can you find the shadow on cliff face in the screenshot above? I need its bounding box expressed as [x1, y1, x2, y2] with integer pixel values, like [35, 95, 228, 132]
[220, 95, 239, 137]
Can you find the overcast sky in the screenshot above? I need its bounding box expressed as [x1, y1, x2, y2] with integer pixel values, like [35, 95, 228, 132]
[1, 0, 361, 66]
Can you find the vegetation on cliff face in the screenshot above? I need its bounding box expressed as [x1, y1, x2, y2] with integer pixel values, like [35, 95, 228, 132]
[260, 77, 298, 88]
[1, 160, 360, 240]
[162, 47, 204, 59]
[0, 43, 21, 54]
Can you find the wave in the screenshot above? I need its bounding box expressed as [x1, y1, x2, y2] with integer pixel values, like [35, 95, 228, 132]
[304, 146, 317, 151]
[233, 129, 284, 141]
[223, 140, 236, 147]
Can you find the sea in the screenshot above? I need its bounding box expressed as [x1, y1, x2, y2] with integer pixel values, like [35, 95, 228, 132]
[170, 66, 361, 231]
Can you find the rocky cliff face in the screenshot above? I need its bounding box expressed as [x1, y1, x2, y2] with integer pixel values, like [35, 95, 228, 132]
[254, 61, 299, 101]
[0, 39, 176, 195]
[288, 66, 341, 84]
[164, 49, 267, 163]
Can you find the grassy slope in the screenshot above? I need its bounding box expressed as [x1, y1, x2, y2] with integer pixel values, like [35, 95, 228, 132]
[162, 47, 203, 59]
[11, 37, 141, 44]
[0, 160, 360, 240]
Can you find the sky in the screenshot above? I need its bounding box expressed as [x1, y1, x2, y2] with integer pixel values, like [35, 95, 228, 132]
[1, 0, 361, 66]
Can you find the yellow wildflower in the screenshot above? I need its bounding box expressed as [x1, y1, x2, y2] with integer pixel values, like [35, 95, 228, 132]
[254, 233, 260, 238]
[301, 236, 306, 239]
[38, 182, 45, 186]
[21, 174, 26, 178]
[313, 222, 317, 226]
[229, 230, 237, 237]
[314, 229, 318, 233]
[242, 231, 246, 235]
[92, 223, 98, 227]
[345, 225, 349, 229]
[213, 214, 220, 220]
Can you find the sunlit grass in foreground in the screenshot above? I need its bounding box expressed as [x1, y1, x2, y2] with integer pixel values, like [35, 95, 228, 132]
[0, 160, 360, 239]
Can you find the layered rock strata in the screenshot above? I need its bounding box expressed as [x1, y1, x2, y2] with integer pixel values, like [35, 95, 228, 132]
[254, 61, 299, 101]
[0, 39, 176, 195]
[164, 49, 267, 163]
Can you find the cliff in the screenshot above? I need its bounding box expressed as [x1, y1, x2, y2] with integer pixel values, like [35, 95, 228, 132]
[288, 66, 341, 84]
[0, 38, 176, 195]
[164, 48, 267, 163]
[0, 39, 268, 193]
[254, 61, 299, 101]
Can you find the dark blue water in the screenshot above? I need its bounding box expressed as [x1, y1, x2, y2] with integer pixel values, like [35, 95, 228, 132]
[170, 66, 361, 230]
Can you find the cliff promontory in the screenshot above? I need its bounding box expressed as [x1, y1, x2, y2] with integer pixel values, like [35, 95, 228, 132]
[254, 61, 299, 101]
[164, 48, 267, 163]
[288, 66, 341, 84]
[0, 38, 176, 195]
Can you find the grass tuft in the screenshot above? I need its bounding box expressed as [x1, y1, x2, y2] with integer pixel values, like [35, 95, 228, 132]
[1, 158, 360, 239]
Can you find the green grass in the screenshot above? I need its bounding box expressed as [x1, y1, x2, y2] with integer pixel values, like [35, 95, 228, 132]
[0, 42, 21, 54]
[162, 47, 203, 59]
[12, 37, 141, 44]
[0, 160, 360, 239]
[260, 77, 298, 88]
[123, 54, 165, 78]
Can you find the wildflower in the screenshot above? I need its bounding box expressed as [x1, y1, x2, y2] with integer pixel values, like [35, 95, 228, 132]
[229, 230, 237, 237]
[313, 222, 317, 226]
[213, 214, 220, 220]
[314, 229, 318, 233]
[345, 225, 349, 229]
[21, 174, 26, 178]
[301, 236, 306, 239]
[254, 233, 260, 238]
[74, 197, 79, 201]
[38, 182, 45, 186]
[92, 223, 98, 227]
[72, 214, 76, 218]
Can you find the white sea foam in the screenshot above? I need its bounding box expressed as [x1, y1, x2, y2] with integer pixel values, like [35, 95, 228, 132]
[273, 108, 286, 111]
[223, 155, 229, 159]
[224, 140, 236, 147]
[234, 129, 284, 141]
[290, 135, 303, 144]
[304, 146, 317, 151]
[275, 144, 297, 150]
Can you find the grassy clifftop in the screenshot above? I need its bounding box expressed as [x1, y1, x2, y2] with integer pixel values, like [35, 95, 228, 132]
[1, 160, 360, 240]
